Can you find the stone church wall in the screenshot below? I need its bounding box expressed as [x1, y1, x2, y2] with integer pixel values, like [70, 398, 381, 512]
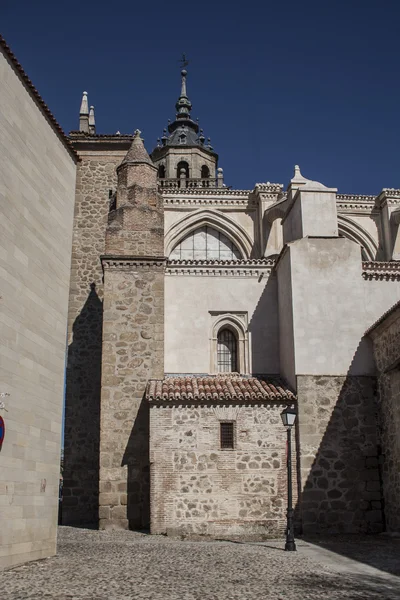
[150, 402, 297, 538]
[64, 150, 125, 526]
[369, 305, 400, 533]
[297, 375, 383, 534]
[100, 262, 164, 529]
[0, 47, 76, 567]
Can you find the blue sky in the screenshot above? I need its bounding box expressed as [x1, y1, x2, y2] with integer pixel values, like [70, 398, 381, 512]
[1, 0, 399, 192]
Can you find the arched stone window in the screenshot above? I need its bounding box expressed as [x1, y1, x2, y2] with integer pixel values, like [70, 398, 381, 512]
[201, 165, 210, 179]
[158, 165, 166, 179]
[210, 313, 250, 375]
[217, 328, 237, 373]
[169, 226, 242, 261]
[176, 160, 189, 179]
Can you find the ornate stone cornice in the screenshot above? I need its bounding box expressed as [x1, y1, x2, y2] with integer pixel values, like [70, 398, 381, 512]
[336, 194, 377, 214]
[161, 188, 251, 197]
[101, 255, 166, 271]
[337, 194, 376, 202]
[254, 183, 284, 193]
[163, 197, 256, 208]
[362, 261, 400, 281]
[376, 189, 400, 208]
[166, 258, 275, 277]
[382, 188, 400, 198]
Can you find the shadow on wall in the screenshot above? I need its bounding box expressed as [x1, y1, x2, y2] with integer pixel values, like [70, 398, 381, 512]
[122, 394, 150, 530]
[248, 273, 279, 375]
[63, 283, 102, 527]
[298, 338, 383, 540]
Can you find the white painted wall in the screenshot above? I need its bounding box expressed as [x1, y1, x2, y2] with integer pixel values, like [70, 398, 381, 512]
[165, 274, 279, 374]
[0, 49, 76, 568]
[278, 237, 400, 378]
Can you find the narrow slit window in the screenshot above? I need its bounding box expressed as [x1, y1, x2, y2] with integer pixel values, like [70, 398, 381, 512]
[220, 422, 235, 449]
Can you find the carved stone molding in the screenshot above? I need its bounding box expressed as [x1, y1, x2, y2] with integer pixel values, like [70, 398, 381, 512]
[101, 255, 166, 271]
[362, 261, 400, 281]
[163, 196, 256, 207]
[161, 188, 251, 197]
[166, 259, 274, 278]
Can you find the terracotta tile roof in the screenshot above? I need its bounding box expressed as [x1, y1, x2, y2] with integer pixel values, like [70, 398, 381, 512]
[0, 35, 79, 162]
[146, 375, 295, 403]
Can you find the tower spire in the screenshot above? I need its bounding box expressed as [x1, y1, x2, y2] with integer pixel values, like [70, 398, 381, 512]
[79, 91, 89, 133]
[175, 69, 192, 120]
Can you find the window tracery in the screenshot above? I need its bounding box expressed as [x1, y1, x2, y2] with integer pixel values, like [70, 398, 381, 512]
[169, 226, 242, 261]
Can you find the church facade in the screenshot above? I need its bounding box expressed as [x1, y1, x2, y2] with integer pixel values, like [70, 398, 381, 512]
[63, 69, 400, 537]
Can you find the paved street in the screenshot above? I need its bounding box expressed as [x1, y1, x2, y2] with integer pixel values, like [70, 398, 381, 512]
[1, 527, 400, 600]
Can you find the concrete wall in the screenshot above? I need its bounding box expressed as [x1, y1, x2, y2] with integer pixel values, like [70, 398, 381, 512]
[369, 306, 400, 533]
[0, 48, 76, 568]
[165, 272, 279, 375]
[150, 401, 296, 538]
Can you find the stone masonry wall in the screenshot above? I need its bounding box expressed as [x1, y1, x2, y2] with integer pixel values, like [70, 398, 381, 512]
[370, 309, 400, 532]
[64, 151, 125, 525]
[150, 402, 297, 539]
[298, 375, 383, 534]
[100, 263, 164, 529]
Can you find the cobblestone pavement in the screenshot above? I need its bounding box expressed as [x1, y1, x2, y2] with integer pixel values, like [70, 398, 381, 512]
[1, 527, 400, 600]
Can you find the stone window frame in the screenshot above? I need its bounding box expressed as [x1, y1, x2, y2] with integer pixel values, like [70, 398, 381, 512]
[209, 311, 250, 375]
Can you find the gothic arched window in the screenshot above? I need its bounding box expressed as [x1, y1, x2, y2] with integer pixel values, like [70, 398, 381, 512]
[169, 226, 242, 261]
[217, 328, 237, 373]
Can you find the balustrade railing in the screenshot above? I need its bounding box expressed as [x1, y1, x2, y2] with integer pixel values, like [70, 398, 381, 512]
[158, 178, 220, 189]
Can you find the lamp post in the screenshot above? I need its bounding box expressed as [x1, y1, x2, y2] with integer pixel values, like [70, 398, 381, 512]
[281, 406, 297, 552]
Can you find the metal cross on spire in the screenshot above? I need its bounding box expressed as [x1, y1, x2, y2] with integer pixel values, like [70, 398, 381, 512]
[179, 53, 189, 69]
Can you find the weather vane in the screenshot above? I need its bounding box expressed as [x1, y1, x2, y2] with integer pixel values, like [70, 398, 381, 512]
[179, 53, 189, 68]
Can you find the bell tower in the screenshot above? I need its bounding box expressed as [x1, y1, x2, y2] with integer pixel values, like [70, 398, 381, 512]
[150, 69, 224, 188]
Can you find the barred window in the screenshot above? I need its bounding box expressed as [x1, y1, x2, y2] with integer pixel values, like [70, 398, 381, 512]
[217, 328, 237, 373]
[220, 422, 235, 449]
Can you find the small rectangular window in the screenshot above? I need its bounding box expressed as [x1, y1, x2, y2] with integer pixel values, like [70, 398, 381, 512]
[220, 422, 235, 449]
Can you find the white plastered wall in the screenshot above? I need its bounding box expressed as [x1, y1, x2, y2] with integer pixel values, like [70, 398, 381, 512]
[277, 237, 400, 379]
[164, 274, 279, 375]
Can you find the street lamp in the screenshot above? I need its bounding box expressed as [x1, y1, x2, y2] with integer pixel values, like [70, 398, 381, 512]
[281, 406, 297, 552]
